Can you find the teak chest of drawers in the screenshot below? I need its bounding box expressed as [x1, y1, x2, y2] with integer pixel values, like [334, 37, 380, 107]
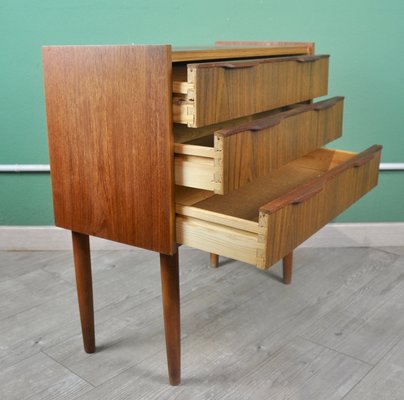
[42, 41, 381, 385]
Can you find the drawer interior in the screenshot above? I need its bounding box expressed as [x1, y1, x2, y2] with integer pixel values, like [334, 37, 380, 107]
[176, 147, 354, 226]
[176, 145, 381, 268]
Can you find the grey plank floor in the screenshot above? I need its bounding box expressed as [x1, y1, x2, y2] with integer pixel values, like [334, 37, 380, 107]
[1, 245, 404, 399]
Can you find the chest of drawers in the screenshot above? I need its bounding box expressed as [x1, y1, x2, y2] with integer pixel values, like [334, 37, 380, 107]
[42, 41, 381, 385]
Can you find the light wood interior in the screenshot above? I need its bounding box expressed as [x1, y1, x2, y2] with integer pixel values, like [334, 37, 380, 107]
[176, 146, 381, 268]
[176, 148, 355, 224]
[173, 106, 288, 144]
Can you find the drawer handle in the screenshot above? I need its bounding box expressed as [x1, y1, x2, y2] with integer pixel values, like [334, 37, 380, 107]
[353, 154, 374, 168]
[249, 117, 283, 131]
[296, 55, 323, 63]
[313, 96, 344, 111]
[220, 62, 257, 69]
[291, 186, 323, 205]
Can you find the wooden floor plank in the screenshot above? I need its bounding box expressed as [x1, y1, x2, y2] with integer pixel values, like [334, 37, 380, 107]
[0, 251, 71, 282]
[301, 255, 404, 364]
[0, 268, 74, 321]
[343, 335, 404, 400]
[0, 247, 402, 399]
[44, 286, 233, 386]
[0, 352, 92, 400]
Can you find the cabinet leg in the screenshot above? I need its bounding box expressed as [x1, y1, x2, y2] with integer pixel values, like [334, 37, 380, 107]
[160, 250, 181, 386]
[72, 231, 95, 353]
[282, 251, 293, 285]
[210, 253, 219, 268]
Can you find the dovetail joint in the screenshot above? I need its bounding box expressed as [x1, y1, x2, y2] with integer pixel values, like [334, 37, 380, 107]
[256, 213, 268, 269]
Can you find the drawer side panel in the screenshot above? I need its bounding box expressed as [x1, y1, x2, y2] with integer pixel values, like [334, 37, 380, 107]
[176, 216, 258, 265]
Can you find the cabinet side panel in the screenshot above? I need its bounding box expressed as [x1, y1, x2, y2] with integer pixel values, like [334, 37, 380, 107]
[43, 45, 175, 254]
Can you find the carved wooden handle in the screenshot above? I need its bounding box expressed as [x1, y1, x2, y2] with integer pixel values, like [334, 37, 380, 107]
[353, 154, 374, 168]
[296, 55, 324, 63]
[220, 62, 257, 69]
[249, 117, 283, 131]
[313, 96, 344, 111]
[291, 186, 323, 205]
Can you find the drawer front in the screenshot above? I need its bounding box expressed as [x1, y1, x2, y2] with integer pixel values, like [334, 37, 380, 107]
[216, 96, 344, 194]
[175, 97, 344, 194]
[173, 54, 329, 127]
[258, 146, 382, 268]
[176, 146, 382, 269]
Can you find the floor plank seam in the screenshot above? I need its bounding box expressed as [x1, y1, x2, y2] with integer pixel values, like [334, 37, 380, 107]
[296, 335, 374, 367]
[339, 361, 379, 400]
[41, 350, 97, 389]
[372, 247, 404, 257]
[93, 292, 162, 321]
[77, 347, 165, 391]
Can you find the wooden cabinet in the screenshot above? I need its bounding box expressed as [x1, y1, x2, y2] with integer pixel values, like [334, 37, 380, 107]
[42, 41, 381, 386]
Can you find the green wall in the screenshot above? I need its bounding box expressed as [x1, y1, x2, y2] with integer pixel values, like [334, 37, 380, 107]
[1, 0, 403, 225]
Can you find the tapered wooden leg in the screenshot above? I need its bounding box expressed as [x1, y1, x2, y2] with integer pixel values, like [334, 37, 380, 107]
[72, 231, 95, 353]
[160, 250, 181, 386]
[210, 253, 219, 268]
[283, 251, 293, 285]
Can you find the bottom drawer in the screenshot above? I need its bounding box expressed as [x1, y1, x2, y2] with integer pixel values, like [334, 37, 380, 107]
[176, 145, 382, 269]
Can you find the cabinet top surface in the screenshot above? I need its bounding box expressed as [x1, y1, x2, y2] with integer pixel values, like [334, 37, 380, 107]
[42, 43, 313, 63]
[171, 45, 311, 62]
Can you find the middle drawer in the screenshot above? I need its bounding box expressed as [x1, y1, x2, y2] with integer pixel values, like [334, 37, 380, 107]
[174, 97, 344, 195]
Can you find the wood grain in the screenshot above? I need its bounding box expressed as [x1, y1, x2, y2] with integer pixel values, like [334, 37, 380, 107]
[0, 352, 93, 400]
[176, 215, 259, 265]
[260, 145, 382, 215]
[173, 106, 287, 144]
[191, 161, 323, 221]
[341, 331, 404, 399]
[174, 55, 329, 126]
[260, 146, 382, 268]
[3, 247, 403, 398]
[177, 147, 381, 269]
[215, 97, 343, 194]
[43, 45, 176, 254]
[282, 252, 293, 285]
[160, 250, 181, 386]
[215, 40, 315, 55]
[210, 253, 219, 268]
[174, 97, 343, 193]
[171, 44, 312, 62]
[72, 231, 95, 354]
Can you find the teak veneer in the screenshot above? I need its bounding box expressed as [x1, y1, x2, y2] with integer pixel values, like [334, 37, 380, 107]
[42, 41, 381, 385]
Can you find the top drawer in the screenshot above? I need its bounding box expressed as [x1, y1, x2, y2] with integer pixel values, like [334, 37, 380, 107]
[173, 54, 329, 127]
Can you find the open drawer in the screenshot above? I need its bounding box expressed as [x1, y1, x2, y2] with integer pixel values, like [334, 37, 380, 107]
[176, 145, 382, 269]
[175, 97, 344, 194]
[173, 54, 329, 127]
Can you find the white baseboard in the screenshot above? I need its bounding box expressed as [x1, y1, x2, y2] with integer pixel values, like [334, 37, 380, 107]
[0, 223, 403, 251]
